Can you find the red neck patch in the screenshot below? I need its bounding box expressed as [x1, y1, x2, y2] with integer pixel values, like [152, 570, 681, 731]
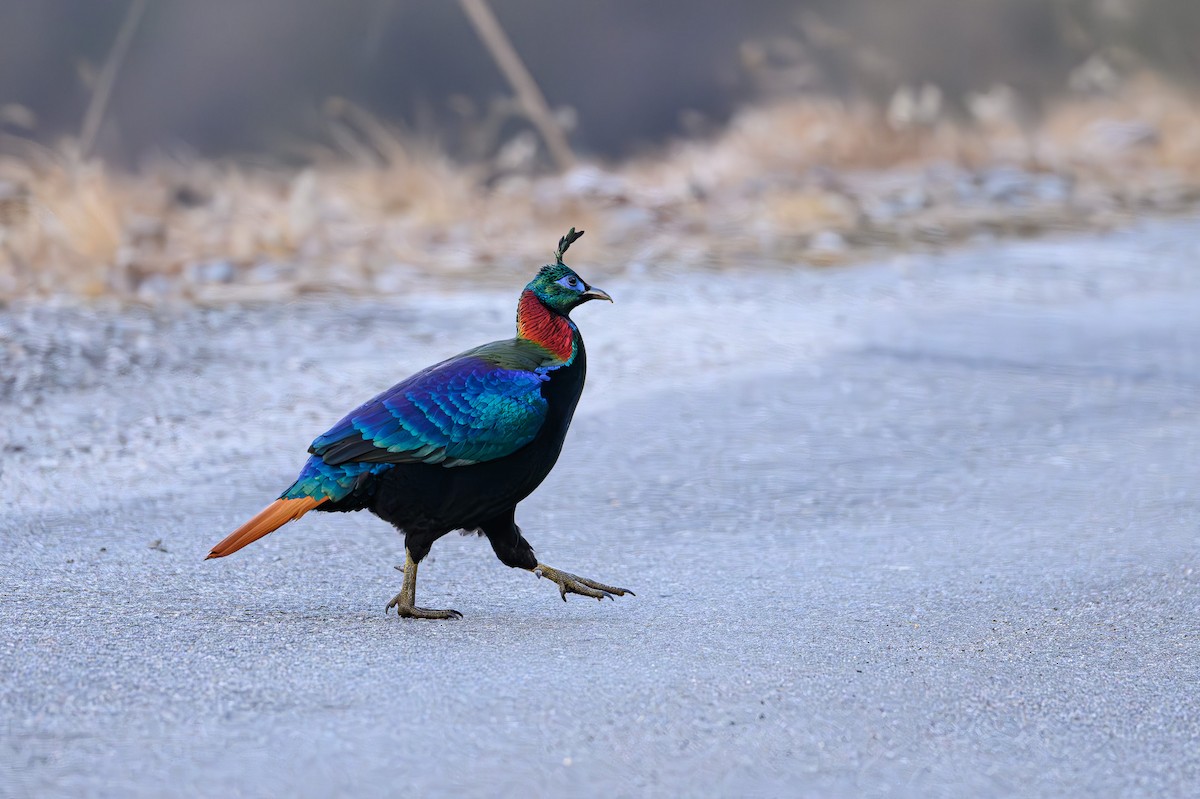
[516, 290, 574, 361]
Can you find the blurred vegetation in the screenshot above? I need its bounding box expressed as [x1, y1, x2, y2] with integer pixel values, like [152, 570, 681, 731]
[1, 0, 1198, 164]
[1, 0, 1199, 302]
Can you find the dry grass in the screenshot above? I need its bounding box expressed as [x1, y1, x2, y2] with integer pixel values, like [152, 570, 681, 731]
[2, 75, 1200, 303]
[1041, 76, 1200, 178]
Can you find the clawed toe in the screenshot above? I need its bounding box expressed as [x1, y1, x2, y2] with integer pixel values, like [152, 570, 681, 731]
[386, 593, 462, 620]
[533, 564, 634, 603]
[387, 550, 463, 619]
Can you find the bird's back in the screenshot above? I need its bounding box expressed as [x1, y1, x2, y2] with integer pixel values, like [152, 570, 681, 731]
[356, 333, 587, 533]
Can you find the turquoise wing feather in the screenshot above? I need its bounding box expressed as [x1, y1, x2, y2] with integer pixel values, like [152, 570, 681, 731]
[308, 339, 553, 468]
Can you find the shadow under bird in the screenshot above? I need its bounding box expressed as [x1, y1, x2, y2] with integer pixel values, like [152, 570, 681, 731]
[207, 229, 632, 618]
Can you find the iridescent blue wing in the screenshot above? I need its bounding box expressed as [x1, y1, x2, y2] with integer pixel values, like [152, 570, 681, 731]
[308, 340, 553, 468]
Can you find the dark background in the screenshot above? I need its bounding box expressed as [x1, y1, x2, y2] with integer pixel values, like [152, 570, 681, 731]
[1, 0, 1198, 163]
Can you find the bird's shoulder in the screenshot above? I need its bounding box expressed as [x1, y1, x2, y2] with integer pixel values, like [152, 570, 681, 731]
[460, 336, 573, 373]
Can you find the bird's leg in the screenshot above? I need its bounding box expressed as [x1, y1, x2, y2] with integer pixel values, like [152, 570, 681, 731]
[386, 550, 462, 620]
[530, 563, 634, 602]
[479, 512, 632, 604]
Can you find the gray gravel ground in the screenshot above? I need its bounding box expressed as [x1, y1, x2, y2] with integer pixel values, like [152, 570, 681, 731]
[2, 219, 1200, 798]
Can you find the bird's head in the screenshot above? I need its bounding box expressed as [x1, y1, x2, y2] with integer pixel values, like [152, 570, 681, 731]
[524, 228, 612, 314]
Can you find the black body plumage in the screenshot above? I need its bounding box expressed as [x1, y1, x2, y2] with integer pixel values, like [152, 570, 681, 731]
[322, 335, 587, 568]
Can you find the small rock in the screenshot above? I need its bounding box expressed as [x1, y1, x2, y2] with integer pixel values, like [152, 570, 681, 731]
[186, 260, 236, 285]
[809, 230, 847, 253]
[1032, 175, 1071, 205]
[136, 274, 177, 301]
[246, 262, 295, 284]
[982, 167, 1033, 205]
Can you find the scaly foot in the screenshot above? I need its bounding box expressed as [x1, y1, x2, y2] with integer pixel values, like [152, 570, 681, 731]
[532, 564, 634, 602]
[385, 593, 462, 620]
[386, 551, 462, 619]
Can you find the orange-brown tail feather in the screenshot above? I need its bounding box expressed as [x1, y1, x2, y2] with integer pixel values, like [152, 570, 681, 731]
[206, 496, 325, 559]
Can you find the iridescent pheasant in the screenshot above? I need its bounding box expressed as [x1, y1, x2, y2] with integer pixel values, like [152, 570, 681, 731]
[207, 229, 631, 618]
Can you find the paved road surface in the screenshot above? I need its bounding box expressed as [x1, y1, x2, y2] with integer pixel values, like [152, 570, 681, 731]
[2, 220, 1199, 797]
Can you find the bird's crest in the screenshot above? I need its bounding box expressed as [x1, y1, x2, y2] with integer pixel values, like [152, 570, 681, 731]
[554, 227, 584, 264]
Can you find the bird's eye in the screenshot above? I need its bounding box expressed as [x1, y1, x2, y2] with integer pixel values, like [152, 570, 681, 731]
[569, 277, 579, 287]
[557, 275, 582, 290]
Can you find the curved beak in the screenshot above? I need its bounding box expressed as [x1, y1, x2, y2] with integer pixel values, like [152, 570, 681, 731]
[581, 286, 613, 303]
